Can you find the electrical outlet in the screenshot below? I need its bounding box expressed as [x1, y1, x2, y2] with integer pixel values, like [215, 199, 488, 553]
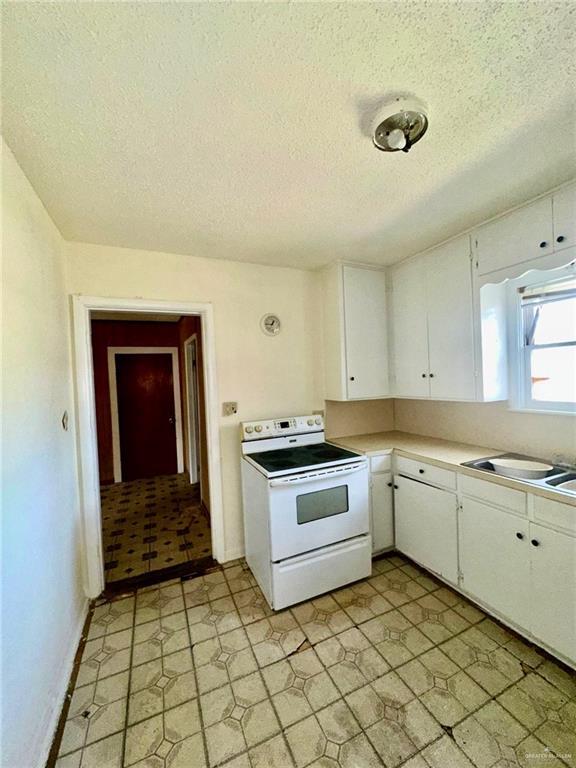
[222, 402, 238, 416]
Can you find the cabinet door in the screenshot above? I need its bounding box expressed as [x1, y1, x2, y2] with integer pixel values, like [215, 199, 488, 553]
[343, 266, 389, 399]
[459, 498, 530, 629]
[552, 185, 576, 252]
[371, 471, 394, 553]
[475, 197, 553, 276]
[394, 476, 458, 583]
[426, 236, 476, 400]
[390, 258, 430, 398]
[529, 523, 576, 664]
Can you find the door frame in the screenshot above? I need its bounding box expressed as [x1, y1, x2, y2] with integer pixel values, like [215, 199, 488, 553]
[72, 295, 224, 598]
[108, 346, 184, 483]
[183, 335, 200, 486]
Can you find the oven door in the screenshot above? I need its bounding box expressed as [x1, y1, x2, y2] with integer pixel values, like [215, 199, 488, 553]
[268, 462, 369, 561]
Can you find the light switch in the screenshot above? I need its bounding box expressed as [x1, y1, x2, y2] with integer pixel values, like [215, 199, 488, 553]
[222, 402, 238, 416]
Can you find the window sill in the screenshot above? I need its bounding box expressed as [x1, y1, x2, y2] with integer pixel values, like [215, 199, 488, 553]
[507, 407, 576, 416]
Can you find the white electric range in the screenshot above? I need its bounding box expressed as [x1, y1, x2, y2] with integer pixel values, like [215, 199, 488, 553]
[240, 414, 371, 610]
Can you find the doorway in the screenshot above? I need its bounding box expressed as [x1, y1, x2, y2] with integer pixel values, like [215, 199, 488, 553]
[72, 298, 224, 599]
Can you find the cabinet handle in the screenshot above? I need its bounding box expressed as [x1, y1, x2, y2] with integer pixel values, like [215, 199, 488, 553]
[556, 235, 565, 243]
[539, 241, 548, 248]
[516, 532, 524, 540]
[419, 469, 425, 474]
[531, 539, 540, 547]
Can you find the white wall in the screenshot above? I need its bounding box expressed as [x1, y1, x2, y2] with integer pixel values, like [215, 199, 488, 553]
[1, 145, 87, 767]
[394, 399, 576, 464]
[64, 241, 323, 560]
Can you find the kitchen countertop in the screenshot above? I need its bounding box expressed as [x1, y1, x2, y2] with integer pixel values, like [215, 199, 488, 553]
[329, 430, 576, 507]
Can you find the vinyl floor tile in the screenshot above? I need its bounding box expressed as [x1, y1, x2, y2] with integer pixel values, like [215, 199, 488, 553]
[55, 554, 576, 768]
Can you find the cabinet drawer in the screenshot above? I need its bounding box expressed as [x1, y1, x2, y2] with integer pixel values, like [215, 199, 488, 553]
[534, 495, 576, 535]
[370, 454, 391, 473]
[396, 455, 456, 489]
[460, 474, 526, 515]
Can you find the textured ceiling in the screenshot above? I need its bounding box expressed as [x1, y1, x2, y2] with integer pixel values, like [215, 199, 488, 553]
[2, 2, 575, 269]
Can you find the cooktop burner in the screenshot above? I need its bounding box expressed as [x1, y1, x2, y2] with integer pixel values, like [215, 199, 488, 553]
[249, 442, 361, 473]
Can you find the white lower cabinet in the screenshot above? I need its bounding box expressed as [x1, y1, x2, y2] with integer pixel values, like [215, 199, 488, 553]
[529, 522, 576, 663]
[395, 475, 458, 583]
[459, 493, 576, 665]
[370, 471, 394, 553]
[459, 498, 531, 629]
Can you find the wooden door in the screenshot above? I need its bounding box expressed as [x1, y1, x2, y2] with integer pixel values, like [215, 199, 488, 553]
[116, 353, 177, 480]
[426, 236, 476, 401]
[529, 522, 576, 663]
[394, 476, 458, 583]
[459, 498, 530, 629]
[390, 257, 430, 398]
[343, 266, 389, 399]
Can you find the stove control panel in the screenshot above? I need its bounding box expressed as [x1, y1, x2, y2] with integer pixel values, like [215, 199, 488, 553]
[242, 414, 324, 440]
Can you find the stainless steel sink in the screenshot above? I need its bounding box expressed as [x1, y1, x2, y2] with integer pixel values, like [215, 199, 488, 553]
[461, 454, 576, 496]
[546, 473, 576, 493]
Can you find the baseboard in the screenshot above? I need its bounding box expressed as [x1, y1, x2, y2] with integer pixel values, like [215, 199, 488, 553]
[33, 598, 90, 768]
[222, 547, 244, 563]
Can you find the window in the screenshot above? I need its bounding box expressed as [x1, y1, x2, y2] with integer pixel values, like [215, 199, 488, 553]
[517, 275, 576, 411]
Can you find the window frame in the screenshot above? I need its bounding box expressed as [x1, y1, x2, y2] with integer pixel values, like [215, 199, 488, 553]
[508, 264, 576, 414]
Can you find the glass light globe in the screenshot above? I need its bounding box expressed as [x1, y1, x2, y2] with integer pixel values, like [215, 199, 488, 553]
[388, 128, 407, 150]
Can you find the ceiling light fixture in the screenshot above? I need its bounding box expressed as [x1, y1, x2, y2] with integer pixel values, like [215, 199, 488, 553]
[372, 96, 429, 153]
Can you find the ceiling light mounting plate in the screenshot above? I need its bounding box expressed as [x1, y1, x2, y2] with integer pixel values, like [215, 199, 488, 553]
[372, 95, 428, 154]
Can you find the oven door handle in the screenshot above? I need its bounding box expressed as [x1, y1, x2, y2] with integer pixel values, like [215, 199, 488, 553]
[269, 463, 365, 487]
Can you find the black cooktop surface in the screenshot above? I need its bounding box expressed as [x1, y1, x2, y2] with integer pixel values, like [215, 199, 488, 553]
[249, 442, 361, 473]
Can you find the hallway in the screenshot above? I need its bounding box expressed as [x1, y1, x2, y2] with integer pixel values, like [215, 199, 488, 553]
[102, 473, 212, 583]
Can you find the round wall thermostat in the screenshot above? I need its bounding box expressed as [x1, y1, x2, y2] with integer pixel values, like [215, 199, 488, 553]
[261, 314, 281, 336]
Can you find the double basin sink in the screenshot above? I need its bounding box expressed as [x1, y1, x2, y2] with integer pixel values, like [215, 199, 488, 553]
[461, 453, 576, 496]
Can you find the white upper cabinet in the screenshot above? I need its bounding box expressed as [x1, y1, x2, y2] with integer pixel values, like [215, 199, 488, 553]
[474, 197, 553, 277]
[552, 184, 576, 252]
[390, 235, 476, 401]
[321, 263, 389, 400]
[390, 257, 429, 398]
[426, 238, 476, 400]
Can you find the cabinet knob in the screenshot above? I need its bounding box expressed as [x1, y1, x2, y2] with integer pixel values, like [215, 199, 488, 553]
[556, 235, 565, 243]
[421, 373, 427, 378]
[350, 376, 355, 381]
[393, 484, 399, 490]
[429, 373, 435, 378]
[539, 241, 548, 248]
[531, 539, 540, 547]
[387, 482, 392, 488]
[516, 532, 524, 540]
[419, 469, 425, 474]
